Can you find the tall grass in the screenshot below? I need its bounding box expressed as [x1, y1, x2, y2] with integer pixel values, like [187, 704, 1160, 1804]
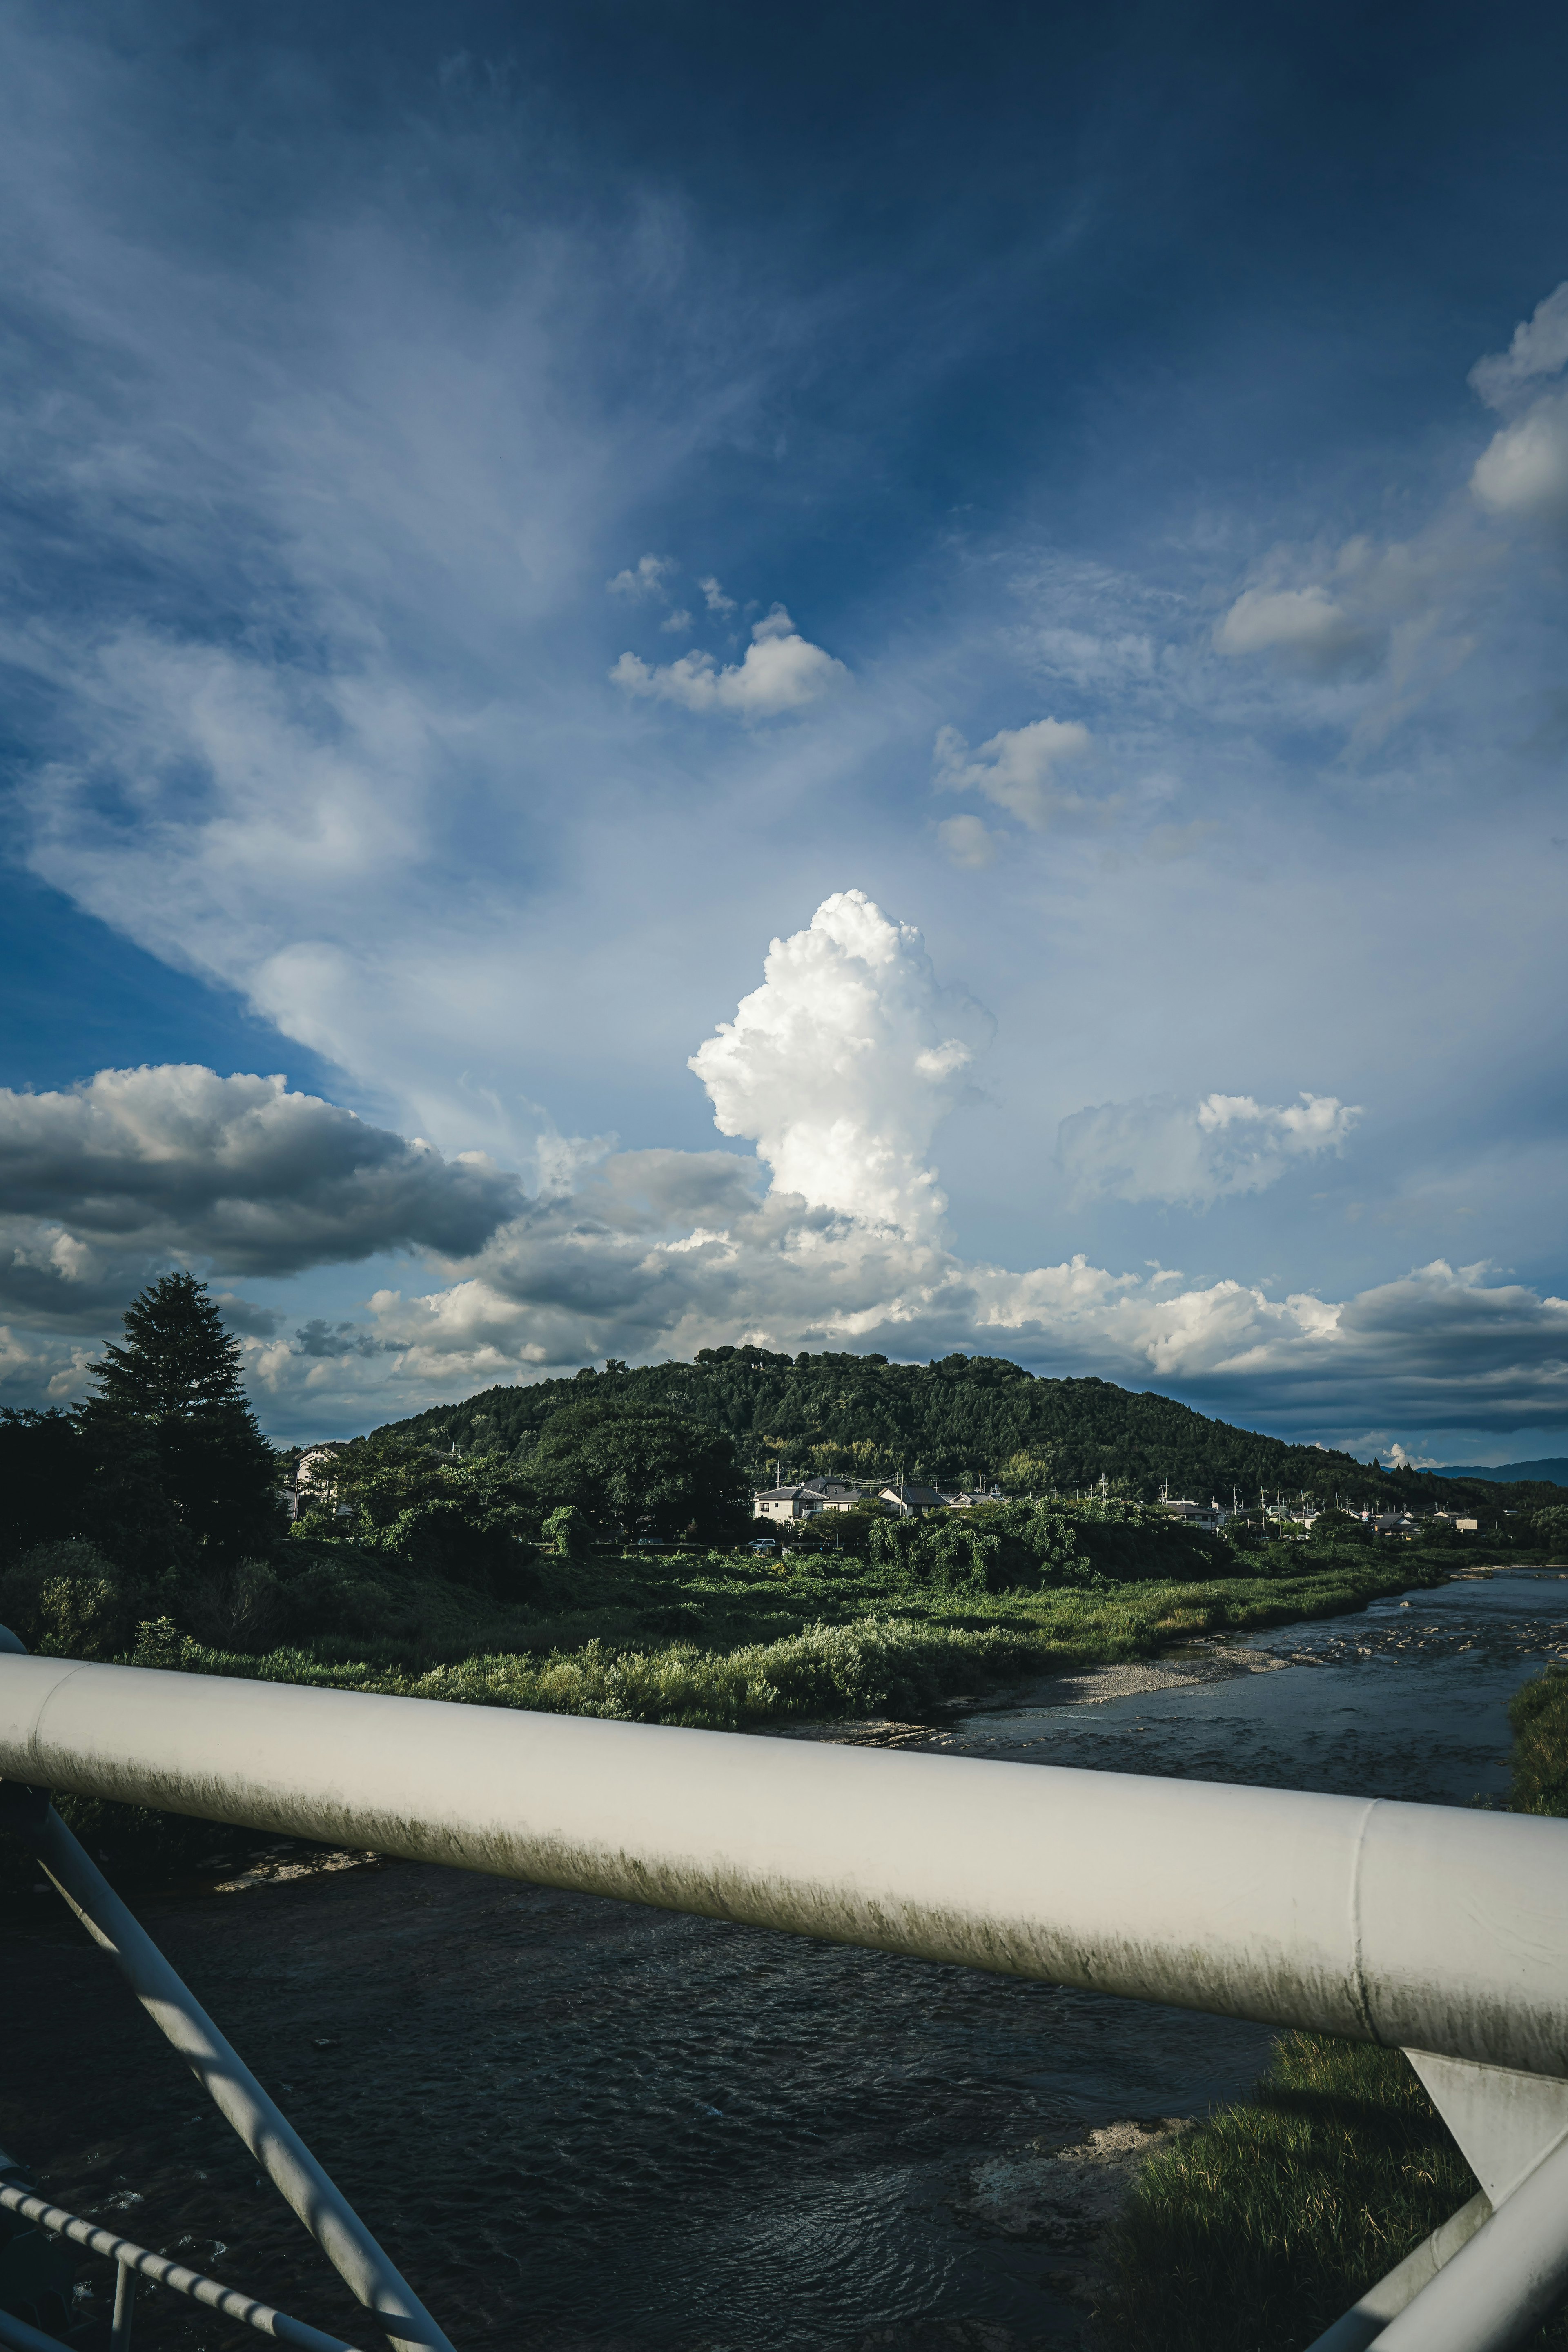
[1509, 1664, 1568, 1817]
[1098, 2035, 1480, 2352]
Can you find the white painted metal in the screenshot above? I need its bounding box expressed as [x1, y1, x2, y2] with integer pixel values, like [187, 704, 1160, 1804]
[1365, 2129, 1568, 2350]
[0, 2179, 364, 2352]
[2, 1653, 1567, 2080]
[1306, 2051, 1568, 2352]
[1304, 2191, 1492, 2352]
[1402, 2051, 1568, 2205]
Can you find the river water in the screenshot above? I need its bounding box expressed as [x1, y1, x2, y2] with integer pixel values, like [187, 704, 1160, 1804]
[6, 1568, 1566, 2352]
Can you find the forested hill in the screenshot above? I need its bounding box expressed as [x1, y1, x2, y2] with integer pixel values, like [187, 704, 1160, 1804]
[372, 1345, 1542, 1513]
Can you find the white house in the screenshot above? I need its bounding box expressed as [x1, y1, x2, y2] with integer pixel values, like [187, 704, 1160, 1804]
[1157, 1497, 1233, 1533]
[752, 1476, 865, 1523]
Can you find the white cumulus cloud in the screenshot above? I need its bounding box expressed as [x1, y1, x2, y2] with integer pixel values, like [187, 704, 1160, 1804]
[687, 889, 994, 1238]
[1214, 585, 1380, 675]
[1466, 284, 1568, 526]
[1471, 391, 1568, 525]
[611, 604, 846, 719]
[6, 904, 1564, 1452]
[937, 814, 999, 869]
[1057, 1089, 1361, 1209]
[934, 717, 1096, 830]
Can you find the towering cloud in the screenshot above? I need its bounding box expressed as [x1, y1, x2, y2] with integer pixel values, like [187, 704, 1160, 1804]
[688, 889, 993, 1237]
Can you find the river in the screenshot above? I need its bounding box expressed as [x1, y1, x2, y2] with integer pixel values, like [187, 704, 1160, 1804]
[5, 1566, 1565, 2351]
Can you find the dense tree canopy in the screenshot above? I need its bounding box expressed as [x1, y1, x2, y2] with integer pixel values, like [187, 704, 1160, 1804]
[519, 1399, 749, 1542]
[317, 1441, 540, 1594]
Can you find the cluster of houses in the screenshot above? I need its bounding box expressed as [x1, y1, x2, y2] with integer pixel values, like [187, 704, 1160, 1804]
[751, 1474, 1005, 1528]
[751, 1477, 1481, 1542]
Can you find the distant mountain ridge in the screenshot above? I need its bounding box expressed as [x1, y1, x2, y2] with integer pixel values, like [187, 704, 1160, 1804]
[374, 1345, 1557, 1512]
[1429, 1459, 1568, 1488]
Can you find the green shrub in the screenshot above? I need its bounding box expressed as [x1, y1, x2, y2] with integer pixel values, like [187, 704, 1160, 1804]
[544, 1504, 594, 1562]
[1510, 1666, 1568, 1818]
[181, 1557, 285, 1650]
[0, 1539, 134, 1659]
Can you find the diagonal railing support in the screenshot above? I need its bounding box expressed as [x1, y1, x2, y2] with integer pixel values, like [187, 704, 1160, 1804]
[2, 1793, 452, 2352]
[0, 1626, 450, 2352]
[1363, 2127, 1568, 2349]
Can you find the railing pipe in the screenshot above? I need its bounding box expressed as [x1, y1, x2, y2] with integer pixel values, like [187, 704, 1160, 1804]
[0, 2183, 361, 2352]
[1306, 2192, 1493, 2351]
[2, 1654, 1566, 2079]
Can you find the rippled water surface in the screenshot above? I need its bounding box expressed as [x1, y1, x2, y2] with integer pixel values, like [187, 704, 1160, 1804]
[951, 1567, 1568, 1804]
[6, 1569, 1565, 2351]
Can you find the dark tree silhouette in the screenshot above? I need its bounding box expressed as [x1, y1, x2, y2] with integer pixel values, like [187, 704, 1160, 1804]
[80, 1272, 281, 1562]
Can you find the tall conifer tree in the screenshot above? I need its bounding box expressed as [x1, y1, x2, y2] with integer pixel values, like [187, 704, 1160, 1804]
[82, 1272, 281, 1559]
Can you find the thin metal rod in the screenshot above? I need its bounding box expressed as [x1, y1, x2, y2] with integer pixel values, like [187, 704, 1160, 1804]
[1303, 2190, 1493, 2351]
[0, 2183, 360, 2352]
[29, 1806, 451, 2352]
[110, 2255, 135, 2352]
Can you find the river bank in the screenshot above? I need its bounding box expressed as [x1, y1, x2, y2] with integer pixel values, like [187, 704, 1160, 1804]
[3, 1567, 1564, 2350]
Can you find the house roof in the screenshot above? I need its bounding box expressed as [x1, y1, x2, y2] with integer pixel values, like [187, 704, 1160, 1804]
[753, 1477, 866, 1501]
[880, 1481, 948, 1511]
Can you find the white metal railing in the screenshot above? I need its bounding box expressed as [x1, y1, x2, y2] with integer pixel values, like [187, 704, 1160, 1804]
[3, 1649, 1568, 2349]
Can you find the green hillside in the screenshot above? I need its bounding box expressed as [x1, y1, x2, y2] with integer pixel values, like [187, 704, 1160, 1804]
[373, 1345, 1544, 1515]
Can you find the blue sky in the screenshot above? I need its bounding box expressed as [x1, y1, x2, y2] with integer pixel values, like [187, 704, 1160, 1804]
[2, 0, 1566, 1456]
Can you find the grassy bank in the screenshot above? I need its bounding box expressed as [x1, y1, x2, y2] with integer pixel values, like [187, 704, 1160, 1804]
[1508, 1662, 1568, 1817]
[1097, 2035, 1479, 2350]
[1097, 1655, 1568, 2350]
[128, 1549, 1442, 1730]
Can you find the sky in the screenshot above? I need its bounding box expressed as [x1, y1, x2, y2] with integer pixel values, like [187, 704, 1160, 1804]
[2, 0, 1566, 1460]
